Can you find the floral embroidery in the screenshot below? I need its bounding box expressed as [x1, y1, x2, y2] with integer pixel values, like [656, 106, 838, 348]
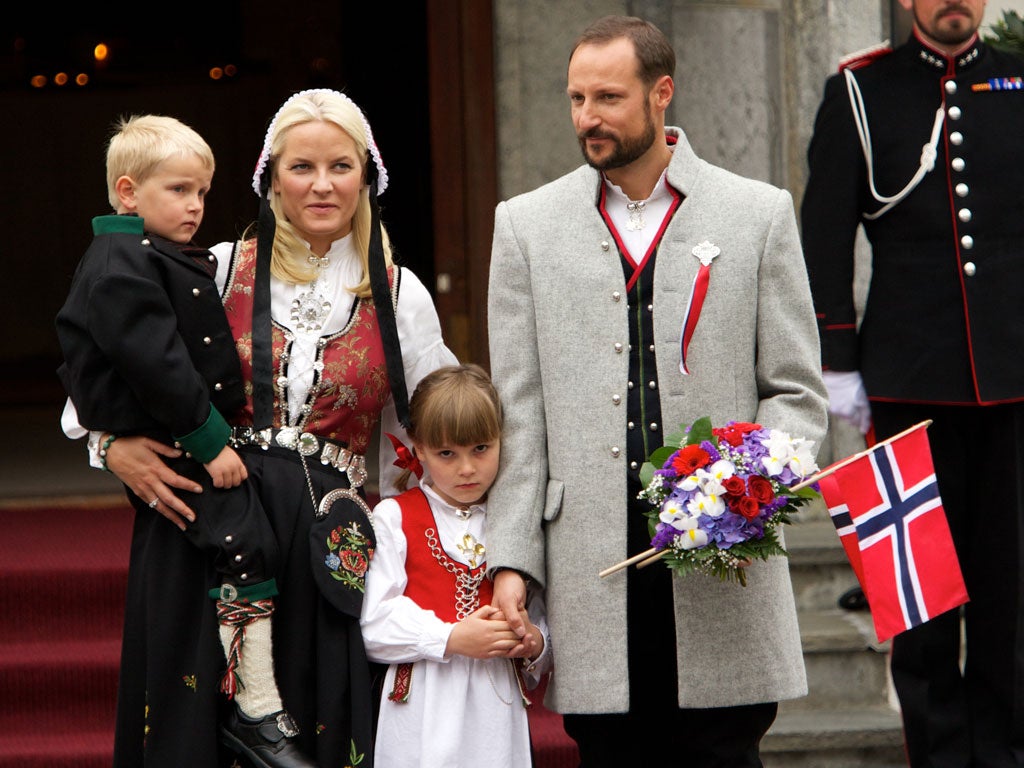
[182, 674, 197, 691]
[323, 521, 374, 591]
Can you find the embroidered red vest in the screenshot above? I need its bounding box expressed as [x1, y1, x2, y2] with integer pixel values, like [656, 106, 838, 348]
[222, 238, 393, 453]
[396, 488, 492, 622]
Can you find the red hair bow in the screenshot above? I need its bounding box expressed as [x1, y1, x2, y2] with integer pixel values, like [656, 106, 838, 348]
[384, 433, 423, 479]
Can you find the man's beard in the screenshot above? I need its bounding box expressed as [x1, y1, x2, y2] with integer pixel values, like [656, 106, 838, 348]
[917, 3, 979, 47]
[578, 112, 658, 171]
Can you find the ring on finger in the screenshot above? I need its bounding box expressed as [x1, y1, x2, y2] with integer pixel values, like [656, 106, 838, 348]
[148, 498, 159, 509]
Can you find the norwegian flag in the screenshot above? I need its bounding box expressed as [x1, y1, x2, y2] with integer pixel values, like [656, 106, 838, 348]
[819, 422, 968, 643]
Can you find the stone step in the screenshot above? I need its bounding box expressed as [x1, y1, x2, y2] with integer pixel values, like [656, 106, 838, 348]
[786, 517, 864, 613]
[795, 609, 891, 711]
[763, 705, 906, 768]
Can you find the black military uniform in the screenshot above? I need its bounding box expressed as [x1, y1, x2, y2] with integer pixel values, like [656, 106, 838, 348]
[802, 31, 1024, 767]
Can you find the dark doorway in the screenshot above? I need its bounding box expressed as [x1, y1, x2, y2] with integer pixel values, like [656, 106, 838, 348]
[3, 3, 437, 406]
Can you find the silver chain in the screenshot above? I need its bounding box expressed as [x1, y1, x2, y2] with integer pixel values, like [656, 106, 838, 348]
[424, 528, 486, 621]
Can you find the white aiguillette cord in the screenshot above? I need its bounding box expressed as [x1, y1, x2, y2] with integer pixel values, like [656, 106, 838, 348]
[844, 66, 945, 220]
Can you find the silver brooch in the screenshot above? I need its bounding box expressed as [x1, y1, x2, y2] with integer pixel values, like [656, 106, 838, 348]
[692, 240, 721, 266]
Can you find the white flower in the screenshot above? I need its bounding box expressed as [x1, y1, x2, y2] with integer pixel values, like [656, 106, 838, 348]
[786, 437, 819, 478]
[760, 430, 819, 478]
[659, 499, 694, 529]
[686, 491, 726, 518]
[674, 527, 709, 550]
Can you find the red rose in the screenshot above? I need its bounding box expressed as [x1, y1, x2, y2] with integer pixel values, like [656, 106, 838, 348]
[747, 475, 774, 504]
[671, 445, 710, 475]
[723, 476, 746, 497]
[735, 496, 760, 520]
[713, 422, 763, 447]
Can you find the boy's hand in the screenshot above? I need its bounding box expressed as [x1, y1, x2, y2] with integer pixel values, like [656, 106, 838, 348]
[204, 445, 248, 489]
[445, 605, 522, 659]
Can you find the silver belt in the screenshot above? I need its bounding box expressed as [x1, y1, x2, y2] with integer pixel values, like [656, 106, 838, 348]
[230, 426, 368, 489]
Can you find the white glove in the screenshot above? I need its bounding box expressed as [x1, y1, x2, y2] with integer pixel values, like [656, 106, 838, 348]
[823, 370, 871, 434]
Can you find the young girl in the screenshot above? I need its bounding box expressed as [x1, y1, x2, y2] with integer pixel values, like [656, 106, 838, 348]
[360, 364, 550, 768]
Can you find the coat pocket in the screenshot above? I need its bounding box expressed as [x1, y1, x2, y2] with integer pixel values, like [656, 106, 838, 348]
[542, 479, 564, 522]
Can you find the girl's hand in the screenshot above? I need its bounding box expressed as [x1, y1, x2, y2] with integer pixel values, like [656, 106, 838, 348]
[445, 605, 522, 659]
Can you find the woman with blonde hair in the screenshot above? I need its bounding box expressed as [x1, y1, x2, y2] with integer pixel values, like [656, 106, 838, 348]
[95, 89, 457, 768]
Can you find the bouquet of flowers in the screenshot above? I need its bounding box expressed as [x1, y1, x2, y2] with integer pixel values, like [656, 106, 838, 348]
[637, 417, 821, 585]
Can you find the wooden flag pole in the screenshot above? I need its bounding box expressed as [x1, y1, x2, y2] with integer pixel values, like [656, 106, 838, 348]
[788, 420, 932, 492]
[598, 420, 933, 579]
[598, 547, 660, 578]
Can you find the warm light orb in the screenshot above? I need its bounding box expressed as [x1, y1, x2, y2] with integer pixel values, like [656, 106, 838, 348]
[94, 43, 108, 62]
[54, 72, 69, 86]
[30, 74, 47, 88]
[209, 67, 223, 80]
[76, 73, 89, 86]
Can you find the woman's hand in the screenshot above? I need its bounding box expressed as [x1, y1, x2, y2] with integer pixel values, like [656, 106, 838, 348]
[105, 435, 202, 530]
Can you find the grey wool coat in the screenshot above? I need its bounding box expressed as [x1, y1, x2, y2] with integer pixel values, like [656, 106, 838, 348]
[485, 127, 829, 713]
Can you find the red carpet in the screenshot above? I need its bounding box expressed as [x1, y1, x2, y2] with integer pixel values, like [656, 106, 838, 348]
[0, 497, 577, 767]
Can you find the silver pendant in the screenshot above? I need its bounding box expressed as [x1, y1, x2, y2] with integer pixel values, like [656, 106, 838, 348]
[626, 200, 646, 231]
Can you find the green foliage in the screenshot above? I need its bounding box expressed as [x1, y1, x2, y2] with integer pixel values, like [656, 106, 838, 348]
[984, 9, 1024, 54]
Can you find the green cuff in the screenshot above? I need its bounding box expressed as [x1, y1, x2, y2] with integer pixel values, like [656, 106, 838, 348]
[175, 406, 231, 464]
[209, 578, 279, 601]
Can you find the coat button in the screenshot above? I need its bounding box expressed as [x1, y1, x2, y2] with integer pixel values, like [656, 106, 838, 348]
[963, 261, 976, 276]
[955, 183, 969, 197]
[614, 342, 623, 353]
[630, 461, 638, 470]
[193, 288, 201, 297]
[958, 208, 972, 222]
[214, 382, 223, 391]
[648, 380, 657, 390]
[951, 157, 965, 172]
[203, 336, 212, 345]
[141, 238, 151, 246]
[612, 291, 621, 302]
[945, 80, 957, 94]
[628, 421, 635, 429]
[612, 394, 622, 405]
[601, 241, 610, 251]
[611, 446, 621, 458]
[649, 422, 659, 431]
[949, 131, 963, 145]
[628, 381, 634, 389]
[961, 236, 974, 250]
[947, 106, 962, 120]
[208, 254, 216, 262]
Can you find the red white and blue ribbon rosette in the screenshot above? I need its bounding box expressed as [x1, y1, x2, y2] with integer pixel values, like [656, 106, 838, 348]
[637, 417, 822, 585]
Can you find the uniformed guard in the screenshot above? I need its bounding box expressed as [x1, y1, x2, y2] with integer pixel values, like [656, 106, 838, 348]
[801, 1, 1024, 764]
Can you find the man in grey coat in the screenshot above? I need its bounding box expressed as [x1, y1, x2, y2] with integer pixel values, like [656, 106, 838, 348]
[486, 15, 828, 767]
